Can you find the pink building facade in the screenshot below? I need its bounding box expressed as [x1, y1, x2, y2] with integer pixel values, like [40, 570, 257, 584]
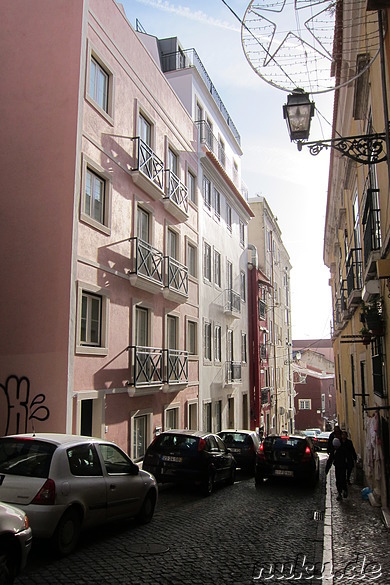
[0, 0, 199, 460]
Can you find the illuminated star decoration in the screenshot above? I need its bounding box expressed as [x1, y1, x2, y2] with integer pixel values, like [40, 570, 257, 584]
[241, 0, 380, 94]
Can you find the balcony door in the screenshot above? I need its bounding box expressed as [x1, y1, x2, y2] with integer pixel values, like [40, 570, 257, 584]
[135, 307, 149, 384]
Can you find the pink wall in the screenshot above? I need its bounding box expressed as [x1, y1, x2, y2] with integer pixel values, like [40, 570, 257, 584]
[0, 0, 85, 434]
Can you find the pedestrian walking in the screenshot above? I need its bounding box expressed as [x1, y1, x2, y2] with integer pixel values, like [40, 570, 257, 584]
[326, 437, 349, 500]
[327, 424, 341, 455]
[341, 430, 357, 484]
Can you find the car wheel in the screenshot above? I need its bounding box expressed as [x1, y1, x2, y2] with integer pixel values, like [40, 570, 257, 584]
[255, 471, 264, 485]
[136, 490, 156, 524]
[53, 508, 81, 556]
[0, 548, 16, 585]
[201, 470, 214, 496]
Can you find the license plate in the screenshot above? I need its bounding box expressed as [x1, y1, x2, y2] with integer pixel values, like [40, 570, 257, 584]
[161, 455, 183, 463]
[274, 469, 293, 477]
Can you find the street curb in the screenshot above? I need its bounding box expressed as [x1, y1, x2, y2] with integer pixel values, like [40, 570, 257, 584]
[322, 471, 333, 585]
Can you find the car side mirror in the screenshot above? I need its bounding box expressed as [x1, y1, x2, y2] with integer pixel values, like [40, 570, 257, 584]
[128, 461, 140, 475]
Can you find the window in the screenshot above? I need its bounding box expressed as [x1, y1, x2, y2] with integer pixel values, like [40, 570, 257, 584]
[81, 292, 101, 346]
[139, 114, 152, 147]
[204, 242, 212, 282]
[239, 220, 245, 246]
[165, 407, 179, 430]
[188, 170, 197, 204]
[187, 320, 197, 355]
[137, 207, 150, 243]
[68, 445, 102, 477]
[99, 444, 133, 474]
[168, 148, 178, 176]
[133, 414, 149, 460]
[240, 271, 246, 302]
[204, 402, 212, 432]
[85, 168, 105, 224]
[226, 204, 232, 232]
[218, 136, 226, 167]
[214, 250, 221, 287]
[89, 56, 109, 113]
[299, 399, 311, 410]
[136, 306, 149, 346]
[167, 228, 178, 260]
[241, 332, 247, 363]
[214, 400, 222, 432]
[167, 315, 178, 350]
[214, 189, 221, 220]
[214, 325, 222, 362]
[203, 176, 211, 210]
[206, 117, 213, 149]
[188, 402, 198, 430]
[187, 241, 197, 278]
[204, 321, 212, 361]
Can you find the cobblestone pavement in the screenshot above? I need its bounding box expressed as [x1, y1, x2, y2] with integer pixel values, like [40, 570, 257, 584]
[324, 467, 390, 585]
[16, 461, 327, 585]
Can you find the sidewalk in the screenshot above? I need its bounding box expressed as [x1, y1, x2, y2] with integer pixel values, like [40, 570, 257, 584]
[322, 468, 390, 584]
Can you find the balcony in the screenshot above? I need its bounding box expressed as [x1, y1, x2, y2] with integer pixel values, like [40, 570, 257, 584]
[259, 299, 266, 320]
[260, 344, 267, 360]
[363, 188, 381, 276]
[346, 248, 363, 306]
[131, 137, 164, 200]
[224, 289, 241, 318]
[128, 237, 164, 294]
[163, 169, 189, 221]
[128, 346, 188, 389]
[163, 256, 189, 302]
[160, 48, 241, 146]
[225, 361, 242, 384]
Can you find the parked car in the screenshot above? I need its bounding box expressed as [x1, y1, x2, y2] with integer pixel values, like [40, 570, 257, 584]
[302, 429, 319, 439]
[217, 430, 260, 473]
[0, 502, 32, 584]
[142, 430, 236, 496]
[0, 434, 158, 555]
[313, 431, 331, 451]
[255, 434, 319, 487]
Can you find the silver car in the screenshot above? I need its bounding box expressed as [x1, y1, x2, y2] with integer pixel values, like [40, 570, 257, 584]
[0, 501, 32, 584]
[0, 434, 158, 555]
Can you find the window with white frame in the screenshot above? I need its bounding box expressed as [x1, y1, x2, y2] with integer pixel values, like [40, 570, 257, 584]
[132, 414, 149, 460]
[204, 321, 212, 361]
[226, 204, 232, 232]
[203, 176, 211, 210]
[85, 168, 105, 224]
[214, 325, 222, 362]
[165, 406, 179, 430]
[241, 332, 247, 364]
[168, 148, 178, 176]
[218, 136, 226, 167]
[89, 56, 109, 112]
[204, 242, 212, 282]
[139, 113, 152, 147]
[239, 220, 245, 246]
[187, 320, 197, 355]
[137, 206, 150, 243]
[167, 228, 178, 260]
[187, 241, 197, 278]
[240, 271, 246, 302]
[188, 170, 197, 205]
[299, 399, 311, 410]
[81, 157, 111, 233]
[214, 250, 221, 288]
[77, 283, 109, 355]
[214, 188, 221, 220]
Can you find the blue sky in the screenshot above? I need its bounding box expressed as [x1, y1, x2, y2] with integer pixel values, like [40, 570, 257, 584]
[122, 0, 334, 339]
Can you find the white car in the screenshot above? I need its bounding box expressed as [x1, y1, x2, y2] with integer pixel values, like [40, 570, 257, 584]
[0, 434, 158, 555]
[0, 501, 32, 584]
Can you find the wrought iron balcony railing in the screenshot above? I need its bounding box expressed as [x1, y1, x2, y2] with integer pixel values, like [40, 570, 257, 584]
[259, 299, 266, 320]
[129, 237, 164, 285]
[224, 289, 241, 316]
[362, 188, 381, 266]
[346, 247, 363, 298]
[128, 346, 188, 387]
[132, 137, 164, 191]
[165, 256, 188, 297]
[164, 169, 188, 215]
[160, 48, 241, 146]
[226, 361, 242, 384]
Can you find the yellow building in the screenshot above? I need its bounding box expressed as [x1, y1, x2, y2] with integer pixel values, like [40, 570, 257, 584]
[324, 2, 390, 518]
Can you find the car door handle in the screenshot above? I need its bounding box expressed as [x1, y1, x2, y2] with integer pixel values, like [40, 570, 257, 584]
[109, 484, 116, 490]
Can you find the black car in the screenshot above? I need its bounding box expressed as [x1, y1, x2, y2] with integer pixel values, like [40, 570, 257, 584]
[254, 434, 319, 487]
[217, 430, 260, 473]
[142, 430, 236, 496]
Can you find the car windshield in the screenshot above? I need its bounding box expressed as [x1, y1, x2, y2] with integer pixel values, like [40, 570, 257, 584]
[0, 438, 56, 478]
[219, 433, 252, 446]
[154, 434, 199, 452]
[265, 437, 306, 451]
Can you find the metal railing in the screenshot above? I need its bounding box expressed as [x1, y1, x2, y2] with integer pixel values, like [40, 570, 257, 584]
[128, 346, 188, 387]
[160, 48, 241, 145]
[224, 289, 241, 315]
[164, 169, 188, 215]
[132, 137, 164, 191]
[166, 349, 188, 384]
[259, 299, 266, 320]
[226, 361, 242, 384]
[165, 256, 188, 297]
[346, 248, 363, 297]
[129, 237, 164, 285]
[363, 188, 381, 265]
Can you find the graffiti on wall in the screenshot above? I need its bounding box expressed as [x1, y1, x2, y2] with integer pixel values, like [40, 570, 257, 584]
[0, 375, 50, 435]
